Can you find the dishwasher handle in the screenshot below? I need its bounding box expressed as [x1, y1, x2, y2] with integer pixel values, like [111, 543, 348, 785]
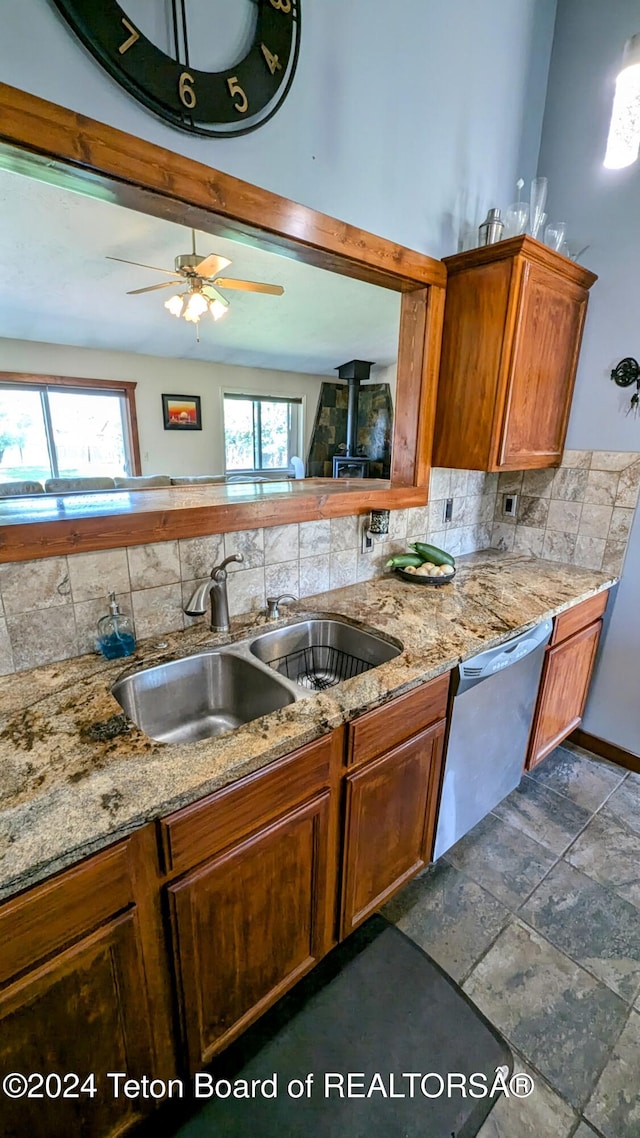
[456, 618, 553, 694]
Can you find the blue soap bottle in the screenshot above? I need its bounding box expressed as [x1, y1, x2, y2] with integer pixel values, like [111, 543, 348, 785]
[97, 592, 136, 659]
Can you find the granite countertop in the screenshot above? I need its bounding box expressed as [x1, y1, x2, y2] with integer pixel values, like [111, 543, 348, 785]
[0, 551, 616, 900]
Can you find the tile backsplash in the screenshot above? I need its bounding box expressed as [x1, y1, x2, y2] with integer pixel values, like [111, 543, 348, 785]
[0, 468, 494, 674]
[490, 450, 640, 575]
[0, 454, 634, 675]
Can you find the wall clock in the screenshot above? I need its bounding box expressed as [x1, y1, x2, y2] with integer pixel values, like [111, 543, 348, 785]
[51, 0, 301, 137]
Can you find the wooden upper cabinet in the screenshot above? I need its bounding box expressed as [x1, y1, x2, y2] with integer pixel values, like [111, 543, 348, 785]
[433, 236, 597, 471]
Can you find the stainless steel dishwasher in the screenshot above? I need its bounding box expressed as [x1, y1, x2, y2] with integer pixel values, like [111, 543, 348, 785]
[433, 618, 553, 861]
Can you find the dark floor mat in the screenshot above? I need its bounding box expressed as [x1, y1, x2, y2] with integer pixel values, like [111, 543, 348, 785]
[142, 916, 512, 1138]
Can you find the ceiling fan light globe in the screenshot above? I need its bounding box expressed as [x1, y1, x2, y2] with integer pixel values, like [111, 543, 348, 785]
[209, 299, 228, 321]
[185, 291, 208, 318]
[164, 293, 185, 317]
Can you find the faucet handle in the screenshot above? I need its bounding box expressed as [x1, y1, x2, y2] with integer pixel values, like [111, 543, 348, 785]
[266, 593, 297, 620]
[212, 553, 244, 578]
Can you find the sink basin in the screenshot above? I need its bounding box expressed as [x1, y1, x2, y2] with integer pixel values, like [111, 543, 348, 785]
[111, 650, 295, 744]
[249, 618, 402, 691]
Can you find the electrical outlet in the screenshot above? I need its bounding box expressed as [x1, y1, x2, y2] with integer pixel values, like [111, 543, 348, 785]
[361, 524, 374, 554]
[443, 498, 454, 524]
[503, 493, 518, 518]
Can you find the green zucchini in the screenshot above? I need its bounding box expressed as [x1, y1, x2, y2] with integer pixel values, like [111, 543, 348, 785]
[386, 554, 424, 569]
[409, 542, 456, 567]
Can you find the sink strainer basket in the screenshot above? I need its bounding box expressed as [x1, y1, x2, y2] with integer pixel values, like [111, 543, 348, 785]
[268, 644, 372, 691]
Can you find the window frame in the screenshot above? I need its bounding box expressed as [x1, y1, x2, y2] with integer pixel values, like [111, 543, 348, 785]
[0, 372, 142, 483]
[221, 388, 305, 476]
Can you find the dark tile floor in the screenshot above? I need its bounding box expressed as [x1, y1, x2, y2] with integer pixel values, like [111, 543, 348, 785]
[382, 744, 640, 1138]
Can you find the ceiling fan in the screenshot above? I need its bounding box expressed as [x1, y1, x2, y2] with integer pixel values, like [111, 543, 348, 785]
[107, 229, 284, 336]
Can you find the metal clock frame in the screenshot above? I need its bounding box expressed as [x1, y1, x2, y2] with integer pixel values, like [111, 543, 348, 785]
[51, 0, 301, 137]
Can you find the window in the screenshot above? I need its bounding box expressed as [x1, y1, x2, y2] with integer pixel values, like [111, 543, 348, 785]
[223, 393, 303, 474]
[0, 376, 140, 485]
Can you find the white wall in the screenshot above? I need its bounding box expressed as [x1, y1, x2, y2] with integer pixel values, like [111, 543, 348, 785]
[0, 0, 556, 258]
[0, 338, 325, 475]
[538, 0, 640, 755]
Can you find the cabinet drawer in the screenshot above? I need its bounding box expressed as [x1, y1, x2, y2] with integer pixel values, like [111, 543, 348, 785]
[551, 591, 608, 646]
[0, 841, 134, 986]
[160, 731, 340, 876]
[347, 672, 450, 768]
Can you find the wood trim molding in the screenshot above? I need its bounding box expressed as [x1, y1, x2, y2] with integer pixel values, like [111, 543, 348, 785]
[0, 83, 445, 560]
[0, 372, 137, 393]
[569, 728, 640, 775]
[443, 235, 598, 291]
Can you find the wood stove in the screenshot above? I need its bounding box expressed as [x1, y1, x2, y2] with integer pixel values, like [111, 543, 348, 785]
[332, 359, 373, 479]
[333, 455, 370, 478]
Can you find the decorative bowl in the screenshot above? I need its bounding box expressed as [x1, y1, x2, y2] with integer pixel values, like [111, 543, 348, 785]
[394, 566, 456, 587]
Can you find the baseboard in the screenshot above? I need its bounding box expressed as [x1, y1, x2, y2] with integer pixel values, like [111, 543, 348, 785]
[569, 728, 640, 775]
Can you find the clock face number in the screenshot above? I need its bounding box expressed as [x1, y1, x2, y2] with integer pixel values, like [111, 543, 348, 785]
[261, 43, 282, 75]
[118, 17, 139, 56]
[52, 0, 301, 136]
[227, 76, 249, 115]
[179, 72, 197, 110]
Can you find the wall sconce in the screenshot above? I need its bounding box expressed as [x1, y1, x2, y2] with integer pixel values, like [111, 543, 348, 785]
[604, 34, 640, 169]
[362, 508, 390, 553]
[611, 356, 640, 415]
[369, 509, 390, 535]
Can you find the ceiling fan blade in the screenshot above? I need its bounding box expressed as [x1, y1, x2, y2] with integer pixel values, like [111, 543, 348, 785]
[107, 255, 179, 276]
[196, 253, 232, 278]
[126, 281, 184, 295]
[213, 278, 285, 295]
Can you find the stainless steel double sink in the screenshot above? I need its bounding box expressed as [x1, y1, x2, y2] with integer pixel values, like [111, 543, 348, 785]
[111, 618, 402, 744]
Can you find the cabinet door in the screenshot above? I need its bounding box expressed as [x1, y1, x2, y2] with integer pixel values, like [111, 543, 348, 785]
[341, 721, 445, 937]
[169, 792, 332, 1070]
[499, 261, 588, 468]
[527, 620, 602, 770]
[0, 912, 155, 1138]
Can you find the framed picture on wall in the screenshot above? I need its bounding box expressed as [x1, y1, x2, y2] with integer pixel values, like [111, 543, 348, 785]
[162, 394, 202, 431]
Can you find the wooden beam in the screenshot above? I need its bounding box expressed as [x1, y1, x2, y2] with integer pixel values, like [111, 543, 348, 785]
[0, 480, 425, 563]
[0, 84, 446, 291]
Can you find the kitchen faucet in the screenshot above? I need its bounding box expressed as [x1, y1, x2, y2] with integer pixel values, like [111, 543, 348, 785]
[184, 554, 244, 632]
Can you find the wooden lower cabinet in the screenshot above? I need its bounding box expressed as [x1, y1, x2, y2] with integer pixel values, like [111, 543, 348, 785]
[527, 608, 604, 770]
[0, 676, 451, 1134]
[341, 720, 446, 936]
[0, 830, 173, 1138]
[162, 730, 342, 1074]
[168, 791, 333, 1071]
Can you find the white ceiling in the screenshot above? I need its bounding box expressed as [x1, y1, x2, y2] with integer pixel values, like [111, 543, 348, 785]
[0, 169, 401, 376]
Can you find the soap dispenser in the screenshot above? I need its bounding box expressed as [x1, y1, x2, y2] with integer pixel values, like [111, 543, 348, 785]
[96, 592, 136, 659]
